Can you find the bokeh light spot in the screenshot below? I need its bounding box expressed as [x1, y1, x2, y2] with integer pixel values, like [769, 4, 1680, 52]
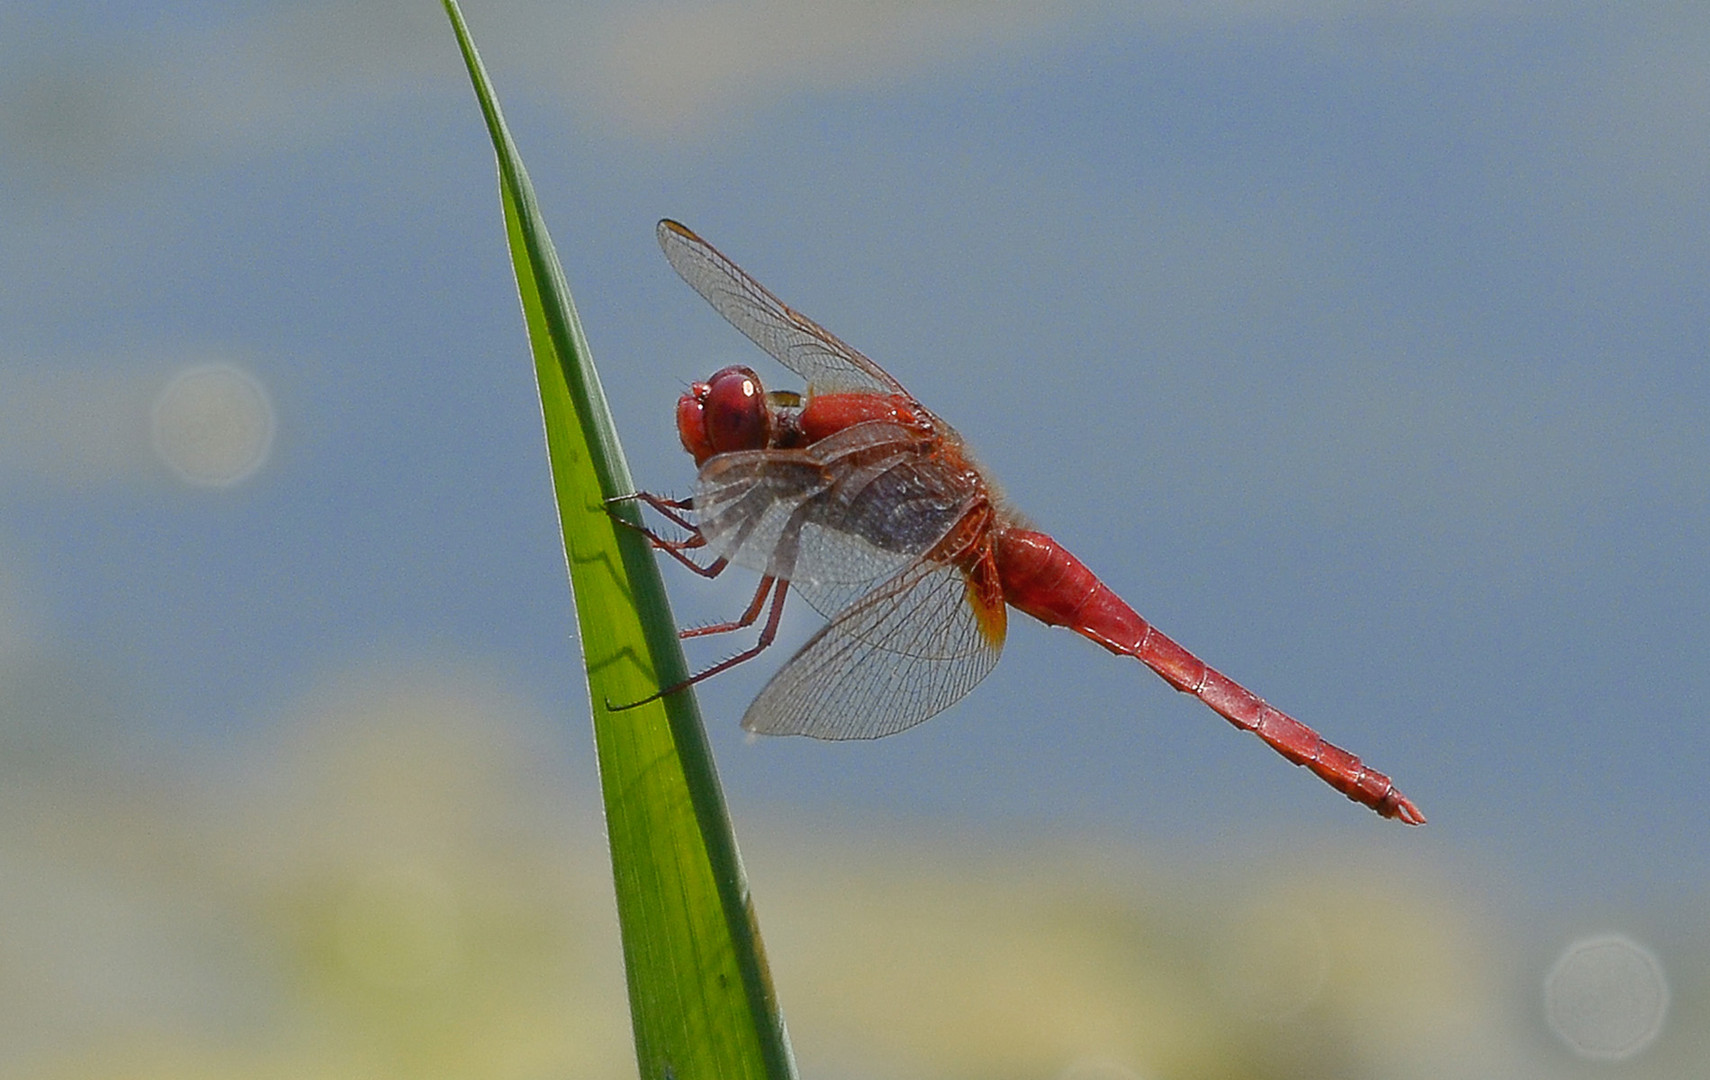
[1544, 934, 1668, 1060]
[150, 362, 275, 487]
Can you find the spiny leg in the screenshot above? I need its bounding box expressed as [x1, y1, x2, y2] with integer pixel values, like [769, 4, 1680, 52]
[650, 534, 727, 580]
[607, 492, 727, 579]
[674, 578, 790, 688]
[609, 579, 792, 711]
[681, 575, 775, 639]
[609, 490, 698, 533]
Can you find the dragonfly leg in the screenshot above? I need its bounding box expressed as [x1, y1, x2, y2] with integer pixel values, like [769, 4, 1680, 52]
[609, 490, 698, 532]
[651, 536, 727, 580]
[680, 575, 775, 639]
[672, 578, 790, 687]
[609, 494, 727, 579]
[607, 579, 791, 711]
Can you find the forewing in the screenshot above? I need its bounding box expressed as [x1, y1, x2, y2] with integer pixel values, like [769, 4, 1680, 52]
[694, 421, 975, 617]
[658, 219, 906, 397]
[741, 558, 1006, 740]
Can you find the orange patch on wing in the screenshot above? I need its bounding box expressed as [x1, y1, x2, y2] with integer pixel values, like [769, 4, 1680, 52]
[963, 551, 1008, 650]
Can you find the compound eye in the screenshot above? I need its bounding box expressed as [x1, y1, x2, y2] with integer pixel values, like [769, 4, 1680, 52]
[702, 366, 770, 454]
[676, 384, 715, 462]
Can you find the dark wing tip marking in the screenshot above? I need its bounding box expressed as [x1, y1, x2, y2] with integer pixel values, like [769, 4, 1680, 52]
[658, 218, 694, 245]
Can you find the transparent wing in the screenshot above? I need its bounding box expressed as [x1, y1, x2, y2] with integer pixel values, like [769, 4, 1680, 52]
[742, 556, 1006, 740]
[658, 219, 907, 397]
[694, 421, 975, 618]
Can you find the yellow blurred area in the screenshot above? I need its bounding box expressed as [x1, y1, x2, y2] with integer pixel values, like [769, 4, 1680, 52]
[0, 663, 1694, 1078]
[751, 832, 1506, 1079]
[1, 668, 631, 1080]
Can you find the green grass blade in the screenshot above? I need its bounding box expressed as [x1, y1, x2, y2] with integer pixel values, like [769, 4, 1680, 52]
[443, 5, 796, 1078]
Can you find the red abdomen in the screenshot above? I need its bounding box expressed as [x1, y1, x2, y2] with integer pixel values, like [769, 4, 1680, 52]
[994, 528, 1149, 655]
[991, 527, 1423, 823]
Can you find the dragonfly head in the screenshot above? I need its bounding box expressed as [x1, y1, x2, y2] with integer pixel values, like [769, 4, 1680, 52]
[677, 365, 773, 465]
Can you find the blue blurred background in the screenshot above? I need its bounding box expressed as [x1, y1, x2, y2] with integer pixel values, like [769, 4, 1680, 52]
[1, 2, 1704, 1076]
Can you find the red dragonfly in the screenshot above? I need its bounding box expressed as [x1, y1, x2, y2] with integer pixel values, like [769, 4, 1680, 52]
[625, 219, 1423, 824]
